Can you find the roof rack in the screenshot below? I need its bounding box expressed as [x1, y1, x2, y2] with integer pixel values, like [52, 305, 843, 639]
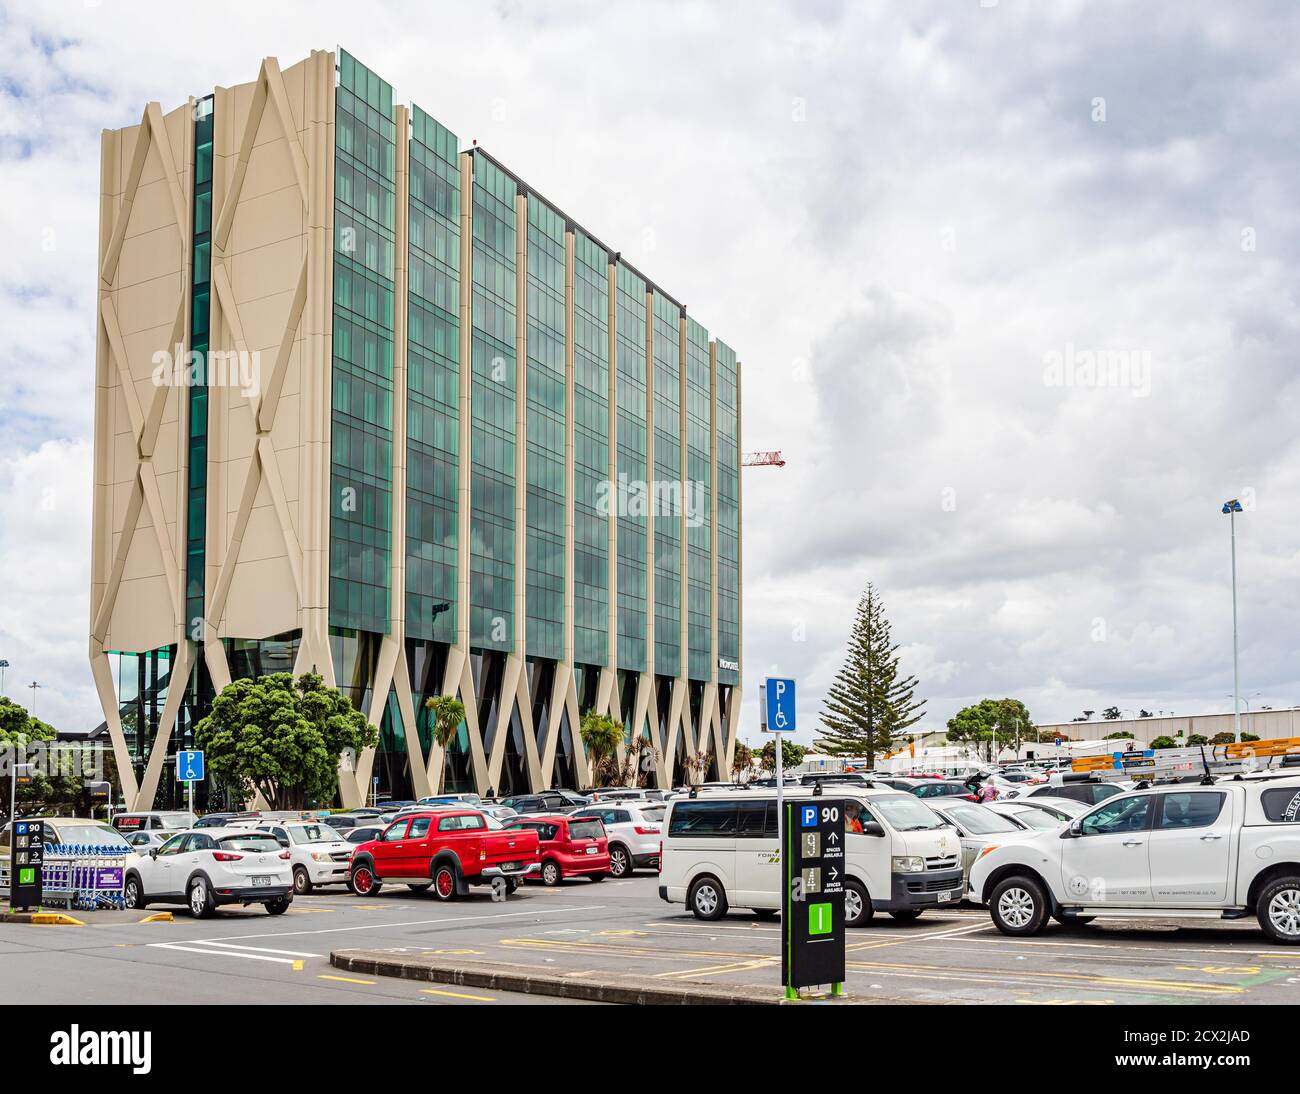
[1067, 738, 1300, 784]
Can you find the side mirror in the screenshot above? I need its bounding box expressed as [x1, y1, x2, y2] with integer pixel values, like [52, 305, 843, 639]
[861, 820, 886, 837]
[1061, 821, 1082, 839]
[149, 848, 159, 859]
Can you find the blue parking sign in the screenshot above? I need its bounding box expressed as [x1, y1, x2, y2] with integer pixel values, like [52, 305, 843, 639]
[177, 749, 205, 782]
[765, 677, 796, 733]
[800, 805, 818, 828]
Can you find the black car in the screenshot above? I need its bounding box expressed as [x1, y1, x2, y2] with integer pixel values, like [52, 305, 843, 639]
[500, 789, 591, 814]
[909, 780, 978, 801]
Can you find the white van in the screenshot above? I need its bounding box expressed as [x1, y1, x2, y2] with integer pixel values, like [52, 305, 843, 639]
[110, 811, 195, 835]
[659, 787, 964, 926]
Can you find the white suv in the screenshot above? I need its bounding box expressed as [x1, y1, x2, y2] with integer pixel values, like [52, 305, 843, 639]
[258, 821, 353, 894]
[123, 828, 292, 917]
[569, 802, 664, 877]
[969, 775, 1300, 944]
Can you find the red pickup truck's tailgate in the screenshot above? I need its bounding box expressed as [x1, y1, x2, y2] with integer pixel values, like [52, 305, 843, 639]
[484, 829, 539, 870]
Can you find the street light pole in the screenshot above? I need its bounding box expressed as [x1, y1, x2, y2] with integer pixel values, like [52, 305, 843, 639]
[1222, 499, 1244, 743]
[27, 681, 40, 721]
[0, 659, 8, 696]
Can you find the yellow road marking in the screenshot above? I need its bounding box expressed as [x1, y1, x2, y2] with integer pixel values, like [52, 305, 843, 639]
[138, 912, 173, 923]
[318, 974, 376, 985]
[847, 958, 1244, 997]
[292, 961, 304, 972]
[655, 959, 772, 980]
[420, 988, 495, 1002]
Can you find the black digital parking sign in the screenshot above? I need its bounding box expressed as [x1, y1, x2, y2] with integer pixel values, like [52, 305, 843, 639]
[782, 799, 846, 998]
[10, 818, 45, 910]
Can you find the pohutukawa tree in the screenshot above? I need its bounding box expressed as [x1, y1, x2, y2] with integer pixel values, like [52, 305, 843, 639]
[816, 584, 926, 765]
[195, 672, 378, 810]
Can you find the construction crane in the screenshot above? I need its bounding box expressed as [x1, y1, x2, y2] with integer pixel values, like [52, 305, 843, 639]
[741, 451, 786, 467]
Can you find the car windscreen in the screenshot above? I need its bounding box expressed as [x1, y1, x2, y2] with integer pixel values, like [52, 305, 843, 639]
[640, 806, 666, 823]
[159, 813, 192, 828]
[53, 824, 131, 848]
[288, 824, 338, 844]
[870, 797, 948, 832]
[1006, 808, 1058, 830]
[219, 835, 282, 852]
[941, 804, 1024, 835]
[568, 819, 604, 840]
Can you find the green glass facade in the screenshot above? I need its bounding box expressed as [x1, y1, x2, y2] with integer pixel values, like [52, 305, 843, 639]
[405, 106, 460, 645]
[614, 262, 648, 672]
[572, 232, 610, 668]
[685, 317, 712, 681]
[524, 198, 566, 659]
[185, 97, 213, 636]
[715, 340, 740, 687]
[330, 51, 395, 635]
[468, 155, 517, 650]
[651, 293, 682, 677]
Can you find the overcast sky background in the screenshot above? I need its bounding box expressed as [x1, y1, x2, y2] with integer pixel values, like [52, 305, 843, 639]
[1, 0, 1298, 746]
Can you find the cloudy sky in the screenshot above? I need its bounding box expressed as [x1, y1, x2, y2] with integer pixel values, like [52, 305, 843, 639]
[1, 0, 1297, 745]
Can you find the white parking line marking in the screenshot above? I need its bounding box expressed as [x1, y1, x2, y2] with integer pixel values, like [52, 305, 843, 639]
[150, 944, 300, 966]
[151, 904, 603, 947]
[188, 940, 321, 958]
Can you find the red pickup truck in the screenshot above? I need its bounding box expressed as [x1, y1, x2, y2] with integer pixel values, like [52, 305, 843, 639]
[348, 810, 540, 901]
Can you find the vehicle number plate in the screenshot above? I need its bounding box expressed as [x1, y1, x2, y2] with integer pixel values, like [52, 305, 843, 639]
[585, 846, 598, 854]
[251, 875, 272, 887]
[937, 889, 952, 902]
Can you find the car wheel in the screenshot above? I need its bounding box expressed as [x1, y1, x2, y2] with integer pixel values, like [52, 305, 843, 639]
[890, 909, 923, 922]
[1258, 876, 1300, 944]
[349, 863, 380, 897]
[265, 896, 290, 916]
[407, 882, 431, 893]
[432, 863, 459, 901]
[990, 875, 1049, 936]
[123, 874, 146, 911]
[188, 877, 216, 919]
[844, 879, 873, 927]
[608, 845, 632, 878]
[292, 866, 312, 895]
[687, 875, 728, 921]
[540, 859, 562, 886]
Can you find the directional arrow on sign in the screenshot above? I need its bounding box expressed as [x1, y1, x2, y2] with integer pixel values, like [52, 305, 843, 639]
[827, 831, 839, 844]
[828, 866, 839, 882]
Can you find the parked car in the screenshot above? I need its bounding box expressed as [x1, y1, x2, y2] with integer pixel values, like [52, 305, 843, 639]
[481, 805, 518, 825]
[659, 788, 963, 925]
[909, 780, 979, 802]
[123, 830, 172, 852]
[122, 828, 293, 917]
[344, 825, 386, 845]
[417, 793, 482, 807]
[984, 800, 1071, 831]
[111, 811, 195, 835]
[969, 776, 1300, 943]
[569, 801, 664, 876]
[800, 773, 873, 788]
[193, 813, 237, 829]
[348, 809, 541, 899]
[1000, 796, 1089, 822]
[499, 789, 591, 814]
[505, 814, 610, 885]
[255, 820, 353, 894]
[922, 797, 1032, 893]
[321, 813, 371, 832]
[1017, 779, 1126, 807]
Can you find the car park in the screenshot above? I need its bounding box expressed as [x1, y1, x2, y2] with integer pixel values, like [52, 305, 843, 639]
[505, 814, 610, 884]
[1016, 778, 1126, 807]
[984, 800, 1074, 831]
[122, 828, 293, 917]
[659, 787, 963, 926]
[348, 809, 541, 899]
[255, 820, 353, 894]
[969, 775, 1300, 943]
[568, 801, 663, 876]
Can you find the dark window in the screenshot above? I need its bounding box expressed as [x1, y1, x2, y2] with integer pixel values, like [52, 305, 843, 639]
[668, 801, 739, 838]
[219, 835, 281, 852]
[1156, 792, 1225, 830]
[568, 819, 604, 840]
[1260, 788, 1300, 823]
[157, 834, 186, 857]
[736, 801, 776, 839]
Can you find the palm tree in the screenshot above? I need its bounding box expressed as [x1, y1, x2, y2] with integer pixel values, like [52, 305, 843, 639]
[580, 711, 624, 786]
[424, 693, 466, 791]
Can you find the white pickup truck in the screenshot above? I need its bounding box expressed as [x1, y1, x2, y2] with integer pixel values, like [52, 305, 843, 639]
[968, 775, 1300, 944]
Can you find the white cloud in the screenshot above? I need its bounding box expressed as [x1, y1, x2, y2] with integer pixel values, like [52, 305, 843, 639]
[0, 0, 1296, 747]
